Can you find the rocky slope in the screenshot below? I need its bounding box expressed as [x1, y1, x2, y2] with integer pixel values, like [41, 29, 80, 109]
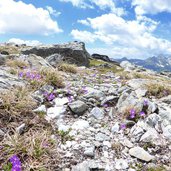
[1, 43, 171, 171]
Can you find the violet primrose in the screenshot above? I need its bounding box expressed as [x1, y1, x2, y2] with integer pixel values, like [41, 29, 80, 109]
[103, 104, 109, 108]
[143, 99, 148, 106]
[47, 93, 55, 101]
[139, 111, 145, 117]
[130, 109, 136, 119]
[68, 95, 74, 102]
[18, 72, 24, 78]
[9, 155, 22, 171]
[120, 123, 126, 130]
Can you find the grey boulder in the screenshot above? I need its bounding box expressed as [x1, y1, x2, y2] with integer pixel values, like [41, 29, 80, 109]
[69, 100, 88, 115]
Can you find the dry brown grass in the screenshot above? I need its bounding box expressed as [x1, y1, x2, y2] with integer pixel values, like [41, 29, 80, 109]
[6, 59, 28, 69]
[0, 45, 21, 54]
[40, 68, 65, 88]
[58, 62, 77, 73]
[0, 122, 59, 170]
[116, 71, 155, 80]
[0, 87, 60, 170]
[0, 87, 37, 116]
[145, 82, 171, 98]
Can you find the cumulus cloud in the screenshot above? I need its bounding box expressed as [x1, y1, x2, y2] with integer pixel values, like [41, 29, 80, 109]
[72, 13, 171, 58]
[8, 38, 42, 46]
[71, 30, 96, 43]
[0, 0, 62, 35]
[77, 19, 90, 26]
[59, 0, 125, 15]
[46, 6, 61, 17]
[132, 0, 171, 15]
[59, 0, 93, 9]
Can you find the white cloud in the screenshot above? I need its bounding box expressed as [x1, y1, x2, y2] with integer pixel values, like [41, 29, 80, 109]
[132, 0, 171, 15]
[77, 19, 90, 26]
[59, 0, 93, 9]
[0, 0, 62, 35]
[71, 30, 96, 43]
[46, 6, 61, 17]
[59, 0, 125, 16]
[8, 38, 42, 46]
[72, 13, 171, 58]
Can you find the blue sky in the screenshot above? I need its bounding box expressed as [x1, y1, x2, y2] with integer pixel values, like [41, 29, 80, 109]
[1, 0, 171, 59]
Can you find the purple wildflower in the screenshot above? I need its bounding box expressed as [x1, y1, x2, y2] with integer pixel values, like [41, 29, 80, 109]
[143, 99, 148, 106]
[83, 89, 88, 94]
[103, 104, 109, 108]
[35, 74, 41, 80]
[18, 72, 24, 77]
[120, 123, 126, 130]
[130, 109, 136, 119]
[43, 91, 49, 97]
[139, 111, 145, 117]
[92, 74, 96, 77]
[10, 155, 22, 171]
[47, 93, 55, 101]
[68, 95, 74, 102]
[26, 71, 31, 78]
[67, 90, 71, 95]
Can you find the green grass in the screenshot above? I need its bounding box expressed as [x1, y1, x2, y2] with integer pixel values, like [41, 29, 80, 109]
[89, 59, 107, 67]
[89, 59, 122, 74]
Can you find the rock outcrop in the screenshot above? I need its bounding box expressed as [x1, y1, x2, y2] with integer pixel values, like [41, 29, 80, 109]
[22, 41, 90, 67]
[91, 53, 120, 66]
[91, 53, 111, 62]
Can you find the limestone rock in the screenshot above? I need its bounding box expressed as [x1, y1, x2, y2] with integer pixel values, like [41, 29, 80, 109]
[95, 133, 110, 142]
[46, 106, 66, 121]
[0, 67, 25, 91]
[90, 107, 104, 119]
[71, 120, 89, 130]
[115, 159, 129, 170]
[19, 54, 52, 69]
[22, 42, 90, 67]
[84, 146, 95, 157]
[129, 147, 154, 162]
[69, 100, 88, 115]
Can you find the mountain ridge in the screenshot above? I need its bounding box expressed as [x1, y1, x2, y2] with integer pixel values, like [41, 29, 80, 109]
[114, 55, 171, 72]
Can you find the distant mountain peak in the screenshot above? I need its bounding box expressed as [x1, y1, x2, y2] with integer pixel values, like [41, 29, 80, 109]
[115, 55, 171, 72]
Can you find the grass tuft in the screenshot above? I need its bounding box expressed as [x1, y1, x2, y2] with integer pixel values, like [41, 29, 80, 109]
[40, 68, 65, 88]
[0, 87, 37, 115]
[145, 82, 171, 98]
[6, 59, 28, 69]
[1, 129, 59, 170]
[58, 62, 77, 73]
